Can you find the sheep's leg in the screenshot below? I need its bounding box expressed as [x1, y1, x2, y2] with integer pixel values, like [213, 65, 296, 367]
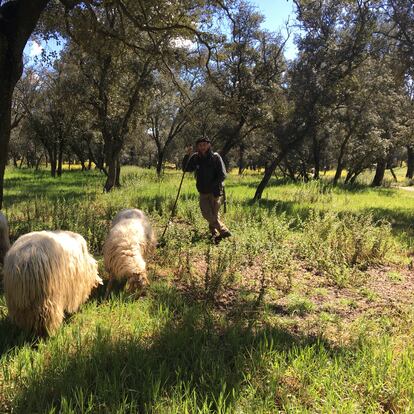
[104, 276, 115, 300]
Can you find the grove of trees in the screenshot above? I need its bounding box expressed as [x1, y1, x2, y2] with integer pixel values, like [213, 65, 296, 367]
[1, 0, 414, 207]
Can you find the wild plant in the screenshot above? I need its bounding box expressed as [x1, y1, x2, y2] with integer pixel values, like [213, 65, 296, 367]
[292, 180, 333, 203]
[203, 241, 239, 301]
[201, 211, 295, 303]
[298, 211, 396, 286]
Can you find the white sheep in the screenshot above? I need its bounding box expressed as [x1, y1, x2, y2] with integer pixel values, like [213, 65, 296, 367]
[3, 230, 102, 336]
[0, 211, 10, 265]
[103, 208, 156, 297]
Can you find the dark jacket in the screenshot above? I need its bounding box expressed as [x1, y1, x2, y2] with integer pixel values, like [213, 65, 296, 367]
[182, 149, 226, 196]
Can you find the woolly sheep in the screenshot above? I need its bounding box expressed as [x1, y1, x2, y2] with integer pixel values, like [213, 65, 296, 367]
[103, 208, 156, 297]
[0, 211, 10, 265]
[3, 230, 102, 336]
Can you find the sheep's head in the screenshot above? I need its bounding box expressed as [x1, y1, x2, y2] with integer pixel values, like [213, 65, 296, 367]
[126, 272, 149, 296]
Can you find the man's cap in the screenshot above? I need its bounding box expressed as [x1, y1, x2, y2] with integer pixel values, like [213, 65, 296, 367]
[195, 137, 211, 144]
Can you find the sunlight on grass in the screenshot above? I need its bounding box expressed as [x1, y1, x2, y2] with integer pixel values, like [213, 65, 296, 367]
[1, 166, 414, 413]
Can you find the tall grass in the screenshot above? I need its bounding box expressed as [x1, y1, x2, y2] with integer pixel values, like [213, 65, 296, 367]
[0, 166, 413, 413]
[298, 211, 396, 287]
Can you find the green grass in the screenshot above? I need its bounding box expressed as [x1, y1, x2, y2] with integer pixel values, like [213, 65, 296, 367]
[1, 166, 414, 413]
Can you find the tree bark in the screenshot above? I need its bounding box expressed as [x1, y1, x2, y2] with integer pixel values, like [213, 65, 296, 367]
[406, 146, 414, 179]
[389, 167, 397, 182]
[312, 135, 320, 179]
[50, 154, 57, 178]
[156, 150, 164, 176]
[35, 154, 42, 171]
[238, 144, 245, 175]
[57, 139, 64, 176]
[0, 84, 12, 203]
[104, 148, 121, 192]
[350, 170, 362, 184]
[115, 156, 121, 188]
[0, 0, 50, 208]
[253, 155, 282, 201]
[371, 160, 387, 187]
[333, 164, 343, 185]
[344, 170, 353, 184]
[253, 123, 314, 201]
[333, 134, 351, 185]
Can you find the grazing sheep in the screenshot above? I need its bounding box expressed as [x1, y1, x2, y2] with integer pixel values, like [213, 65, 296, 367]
[103, 208, 156, 297]
[0, 211, 10, 265]
[3, 230, 102, 336]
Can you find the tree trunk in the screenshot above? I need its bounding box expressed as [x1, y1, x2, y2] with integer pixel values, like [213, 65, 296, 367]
[0, 0, 50, 208]
[50, 157, 57, 177]
[344, 170, 353, 184]
[115, 156, 121, 188]
[283, 160, 296, 180]
[389, 168, 397, 182]
[254, 156, 281, 201]
[350, 170, 362, 184]
[312, 136, 320, 179]
[156, 149, 164, 176]
[238, 144, 245, 175]
[35, 155, 42, 171]
[49, 146, 57, 177]
[333, 164, 343, 185]
[104, 149, 121, 192]
[371, 160, 386, 187]
[0, 81, 13, 208]
[104, 160, 116, 192]
[253, 116, 316, 201]
[57, 139, 63, 176]
[333, 136, 351, 185]
[406, 146, 414, 179]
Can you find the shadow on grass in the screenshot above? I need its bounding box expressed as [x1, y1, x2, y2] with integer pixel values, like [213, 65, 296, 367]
[9, 287, 340, 413]
[241, 197, 414, 240]
[0, 316, 39, 358]
[362, 207, 414, 240]
[225, 176, 294, 189]
[3, 169, 102, 207]
[224, 176, 386, 193]
[242, 198, 313, 222]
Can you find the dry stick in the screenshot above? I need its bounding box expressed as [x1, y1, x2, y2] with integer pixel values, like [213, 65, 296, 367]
[158, 154, 193, 245]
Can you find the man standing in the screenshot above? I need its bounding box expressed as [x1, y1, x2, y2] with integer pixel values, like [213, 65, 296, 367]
[182, 137, 231, 241]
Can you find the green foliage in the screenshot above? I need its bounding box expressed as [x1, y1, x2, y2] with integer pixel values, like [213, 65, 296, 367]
[298, 211, 396, 287]
[285, 293, 315, 316]
[0, 167, 413, 413]
[292, 180, 333, 203]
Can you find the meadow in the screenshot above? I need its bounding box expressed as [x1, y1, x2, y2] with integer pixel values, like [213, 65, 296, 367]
[1, 165, 414, 413]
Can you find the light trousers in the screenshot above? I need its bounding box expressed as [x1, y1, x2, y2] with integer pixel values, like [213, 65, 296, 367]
[199, 193, 229, 235]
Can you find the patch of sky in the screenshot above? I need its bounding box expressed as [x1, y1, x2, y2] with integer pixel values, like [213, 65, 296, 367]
[23, 0, 298, 65]
[250, 0, 298, 60]
[24, 38, 66, 66]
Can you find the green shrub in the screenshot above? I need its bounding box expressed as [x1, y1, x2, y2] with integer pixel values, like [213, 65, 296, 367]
[298, 211, 395, 286]
[292, 180, 333, 203]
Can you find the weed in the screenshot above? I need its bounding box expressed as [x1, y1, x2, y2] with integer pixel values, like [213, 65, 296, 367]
[298, 211, 396, 287]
